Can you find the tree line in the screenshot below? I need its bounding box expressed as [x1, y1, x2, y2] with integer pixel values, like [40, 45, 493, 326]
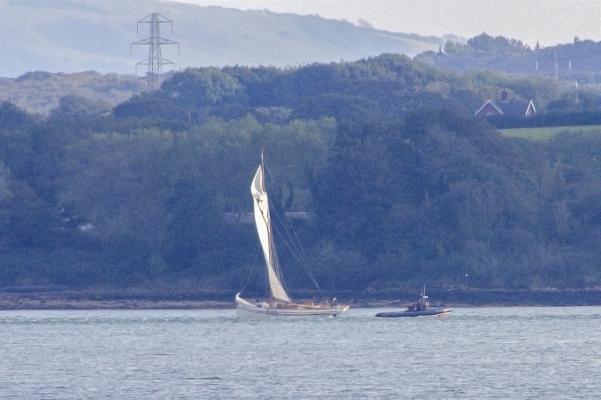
[1, 54, 601, 293]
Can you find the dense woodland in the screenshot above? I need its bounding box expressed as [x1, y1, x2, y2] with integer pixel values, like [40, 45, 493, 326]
[2, 53, 601, 295]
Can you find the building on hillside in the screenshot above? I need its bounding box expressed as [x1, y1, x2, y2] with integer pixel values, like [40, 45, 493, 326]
[474, 99, 504, 117]
[526, 99, 537, 116]
[474, 91, 536, 118]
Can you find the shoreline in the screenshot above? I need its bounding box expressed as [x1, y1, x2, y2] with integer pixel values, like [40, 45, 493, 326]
[2, 288, 601, 309]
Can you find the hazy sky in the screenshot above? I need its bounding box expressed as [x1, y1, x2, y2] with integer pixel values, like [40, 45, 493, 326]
[170, 0, 601, 46]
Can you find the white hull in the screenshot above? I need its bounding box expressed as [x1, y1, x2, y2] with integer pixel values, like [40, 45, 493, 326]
[235, 293, 349, 317]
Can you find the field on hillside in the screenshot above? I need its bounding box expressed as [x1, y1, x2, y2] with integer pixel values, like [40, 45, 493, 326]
[0, 72, 145, 114]
[500, 125, 601, 141]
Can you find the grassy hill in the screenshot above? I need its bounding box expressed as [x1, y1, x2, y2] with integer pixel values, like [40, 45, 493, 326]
[0, 0, 440, 77]
[500, 125, 601, 141]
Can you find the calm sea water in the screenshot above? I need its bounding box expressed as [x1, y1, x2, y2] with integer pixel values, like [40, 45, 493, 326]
[1, 307, 600, 399]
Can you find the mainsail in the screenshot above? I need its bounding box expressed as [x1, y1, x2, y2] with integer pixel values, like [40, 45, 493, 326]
[250, 156, 292, 303]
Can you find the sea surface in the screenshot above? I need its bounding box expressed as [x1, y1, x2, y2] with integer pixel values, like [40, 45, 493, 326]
[1, 307, 600, 399]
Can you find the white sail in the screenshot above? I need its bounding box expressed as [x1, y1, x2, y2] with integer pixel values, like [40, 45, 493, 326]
[251, 159, 291, 303]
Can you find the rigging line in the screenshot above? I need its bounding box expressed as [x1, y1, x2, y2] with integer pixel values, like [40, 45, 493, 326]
[270, 213, 325, 298]
[270, 230, 290, 295]
[268, 188, 323, 294]
[263, 165, 312, 268]
[261, 166, 297, 251]
[270, 221, 318, 288]
[282, 208, 322, 292]
[240, 244, 260, 293]
[263, 163, 326, 299]
[269, 217, 309, 275]
[270, 205, 308, 267]
[270, 202, 315, 278]
[264, 165, 324, 296]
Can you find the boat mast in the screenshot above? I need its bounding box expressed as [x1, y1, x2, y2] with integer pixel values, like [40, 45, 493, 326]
[421, 284, 429, 308]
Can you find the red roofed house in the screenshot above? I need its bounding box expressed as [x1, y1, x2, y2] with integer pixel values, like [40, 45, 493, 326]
[475, 91, 537, 118]
[474, 99, 504, 117]
[524, 100, 537, 117]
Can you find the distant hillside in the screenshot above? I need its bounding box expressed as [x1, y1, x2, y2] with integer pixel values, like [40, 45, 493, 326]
[0, 0, 440, 77]
[416, 33, 601, 82]
[0, 71, 145, 114]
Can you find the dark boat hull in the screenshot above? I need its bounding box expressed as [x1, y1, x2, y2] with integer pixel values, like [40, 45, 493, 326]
[375, 308, 452, 318]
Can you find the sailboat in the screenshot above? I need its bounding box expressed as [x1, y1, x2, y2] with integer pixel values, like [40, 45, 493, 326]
[235, 153, 350, 317]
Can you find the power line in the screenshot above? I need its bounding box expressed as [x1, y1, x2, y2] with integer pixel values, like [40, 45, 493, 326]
[130, 13, 180, 89]
[535, 51, 572, 82]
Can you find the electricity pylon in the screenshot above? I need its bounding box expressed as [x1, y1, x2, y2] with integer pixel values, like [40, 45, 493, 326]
[131, 13, 180, 89]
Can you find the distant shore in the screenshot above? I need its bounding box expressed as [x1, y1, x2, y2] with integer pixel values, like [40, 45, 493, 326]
[2, 287, 601, 310]
[0, 296, 233, 310]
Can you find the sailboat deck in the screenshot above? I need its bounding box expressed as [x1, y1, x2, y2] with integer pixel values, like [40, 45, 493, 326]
[236, 293, 349, 316]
